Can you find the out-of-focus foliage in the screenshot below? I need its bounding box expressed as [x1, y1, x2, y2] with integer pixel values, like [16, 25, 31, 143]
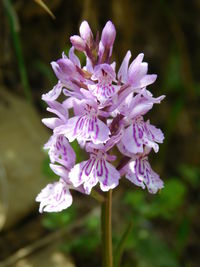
[124, 178, 187, 219]
[1, 0, 200, 266]
[40, 43, 200, 265]
[42, 206, 77, 230]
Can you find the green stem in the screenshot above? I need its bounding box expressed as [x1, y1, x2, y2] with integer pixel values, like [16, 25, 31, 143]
[3, 0, 32, 103]
[101, 190, 113, 267]
[91, 189, 106, 203]
[114, 220, 133, 267]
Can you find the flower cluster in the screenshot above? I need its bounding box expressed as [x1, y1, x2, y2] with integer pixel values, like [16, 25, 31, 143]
[36, 21, 165, 212]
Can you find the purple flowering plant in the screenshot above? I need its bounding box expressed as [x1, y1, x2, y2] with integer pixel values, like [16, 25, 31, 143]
[36, 20, 165, 266]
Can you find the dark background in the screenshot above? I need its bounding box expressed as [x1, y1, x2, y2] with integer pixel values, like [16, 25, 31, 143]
[0, 1, 200, 267]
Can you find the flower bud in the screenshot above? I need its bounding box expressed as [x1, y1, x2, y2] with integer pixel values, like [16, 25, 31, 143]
[70, 35, 86, 51]
[51, 58, 75, 82]
[101, 21, 116, 48]
[79, 20, 93, 42]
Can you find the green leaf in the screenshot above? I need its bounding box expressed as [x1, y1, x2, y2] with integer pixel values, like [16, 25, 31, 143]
[123, 178, 187, 220]
[114, 220, 133, 267]
[42, 206, 77, 230]
[178, 164, 200, 187]
[135, 232, 180, 267]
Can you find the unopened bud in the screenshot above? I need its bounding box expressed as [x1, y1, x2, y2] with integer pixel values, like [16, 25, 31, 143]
[79, 20, 93, 42]
[101, 21, 116, 48]
[70, 35, 86, 51]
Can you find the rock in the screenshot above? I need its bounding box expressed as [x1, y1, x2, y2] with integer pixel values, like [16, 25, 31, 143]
[13, 243, 75, 267]
[0, 89, 49, 230]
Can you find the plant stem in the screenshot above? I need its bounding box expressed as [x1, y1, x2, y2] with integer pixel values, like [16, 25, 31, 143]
[91, 189, 106, 203]
[101, 189, 113, 267]
[114, 220, 133, 267]
[3, 0, 32, 103]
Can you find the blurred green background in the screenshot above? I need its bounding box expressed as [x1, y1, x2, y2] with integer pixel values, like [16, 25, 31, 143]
[0, 1, 200, 267]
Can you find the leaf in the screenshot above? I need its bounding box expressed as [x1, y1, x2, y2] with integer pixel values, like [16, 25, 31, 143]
[42, 206, 76, 230]
[114, 220, 133, 267]
[178, 164, 200, 187]
[34, 0, 56, 19]
[123, 179, 187, 220]
[135, 232, 180, 267]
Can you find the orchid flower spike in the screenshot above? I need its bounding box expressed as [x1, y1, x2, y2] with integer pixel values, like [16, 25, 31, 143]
[36, 21, 165, 213]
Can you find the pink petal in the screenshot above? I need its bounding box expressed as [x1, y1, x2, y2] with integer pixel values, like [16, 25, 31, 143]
[101, 21, 116, 48]
[69, 47, 81, 67]
[98, 160, 120, 191]
[69, 160, 88, 187]
[47, 101, 68, 122]
[130, 53, 144, 66]
[111, 61, 116, 71]
[85, 57, 93, 72]
[128, 53, 144, 79]
[59, 115, 110, 144]
[139, 74, 157, 87]
[128, 61, 148, 85]
[118, 50, 131, 83]
[43, 136, 53, 150]
[128, 94, 153, 118]
[126, 158, 164, 194]
[50, 163, 69, 178]
[42, 82, 63, 102]
[94, 118, 110, 144]
[36, 180, 73, 212]
[70, 35, 86, 51]
[140, 88, 165, 103]
[79, 21, 93, 41]
[83, 170, 99, 194]
[142, 138, 159, 153]
[117, 141, 136, 158]
[145, 120, 164, 143]
[122, 119, 164, 154]
[47, 134, 76, 167]
[89, 84, 120, 104]
[42, 117, 61, 130]
[57, 117, 80, 142]
[121, 124, 144, 154]
[69, 154, 120, 193]
[126, 160, 145, 189]
[69, 159, 98, 194]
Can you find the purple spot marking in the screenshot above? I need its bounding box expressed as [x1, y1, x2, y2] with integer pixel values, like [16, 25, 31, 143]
[133, 125, 141, 147]
[138, 127, 143, 139]
[102, 160, 109, 186]
[138, 158, 144, 175]
[94, 122, 99, 140]
[74, 117, 82, 135]
[96, 159, 103, 176]
[85, 158, 95, 176]
[135, 159, 143, 183]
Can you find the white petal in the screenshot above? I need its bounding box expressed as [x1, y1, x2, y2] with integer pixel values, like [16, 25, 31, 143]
[69, 159, 97, 194]
[126, 160, 145, 189]
[50, 163, 69, 178]
[125, 158, 164, 194]
[97, 160, 120, 191]
[36, 180, 73, 213]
